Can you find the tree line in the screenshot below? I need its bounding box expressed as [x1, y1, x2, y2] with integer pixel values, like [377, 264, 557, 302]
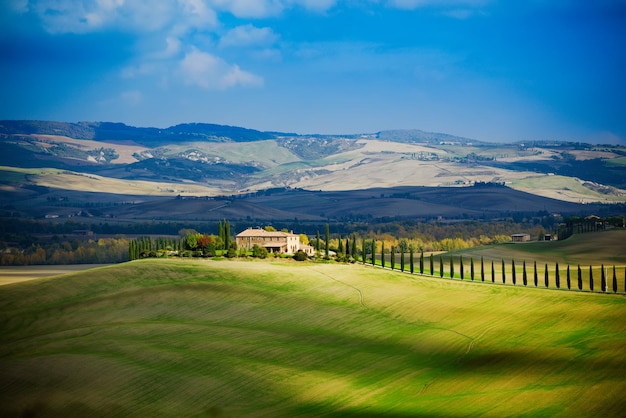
[358, 240, 626, 295]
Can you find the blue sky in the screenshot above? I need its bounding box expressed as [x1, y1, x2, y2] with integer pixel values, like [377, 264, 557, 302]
[1, 1, 624, 143]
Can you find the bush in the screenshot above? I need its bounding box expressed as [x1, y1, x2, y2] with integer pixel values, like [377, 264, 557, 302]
[225, 248, 238, 258]
[293, 250, 308, 261]
[252, 244, 268, 259]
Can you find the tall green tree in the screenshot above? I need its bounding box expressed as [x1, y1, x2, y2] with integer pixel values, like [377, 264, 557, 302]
[491, 260, 495, 283]
[371, 240, 376, 266]
[419, 251, 424, 274]
[502, 259, 506, 284]
[361, 239, 366, 264]
[409, 246, 414, 274]
[601, 264, 606, 292]
[400, 247, 405, 272]
[450, 256, 454, 279]
[534, 260, 538, 287]
[589, 265, 594, 291]
[544, 264, 549, 288]
[316, 231, 321, 252]
[522, 260, 527, 286]
[440, 255, 444, 278]
[566, 265, 571, 290]
[577, 264, 583, 290]
[612, 265, 617, 293]
[480, 256, 485, 282]
[470, 257, 475, 281]
[224, 220, 231, 250]
[338, 237, 344, 256]
[555, 262, 560, 289]
[351, 236, 357, 260]
[381, 242, 386, 268]
[390, 246, 395, 270]
[430, 254, 434, 276]
[325, 224, 330, 258]
[460, 256, 464, 280]
[218, 220, 224, 249]
[511, 259, 516, 285]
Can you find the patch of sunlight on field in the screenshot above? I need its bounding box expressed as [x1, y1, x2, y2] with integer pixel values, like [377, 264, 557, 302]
[0, 264, 109, 286]
[510, 174, 626, 203]
[1, 259, 625, 417]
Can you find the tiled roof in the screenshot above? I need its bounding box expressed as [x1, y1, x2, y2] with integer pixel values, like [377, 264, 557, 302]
[236, 228, 295, 238]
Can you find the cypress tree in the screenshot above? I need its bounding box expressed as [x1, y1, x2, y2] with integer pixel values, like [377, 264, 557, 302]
[511, 259, 516, 285]
[381, 242, 386, 268]
[491, 260, 495, 283]
[601, 264, 606, 292]
[502, 259, 506, 284]
[555, 262, 560, 289]
[400, 248, 405, 272]
[218, 221, 224, 249]
[371, 240, 376, 266]
[390, 246, 395, 270]
[589, 265, 594, 292]
[534, 260, 538, 287]
[345, 238, 350, 257]
[419, 251, 424, 274]
[460, 256, 464, 280]
[410, 246, 414, 273]
[352, 236, 357, 260]
[338, 237, 344, 256]
[577, 264, 582, 290]
[470, 257, 475, 281]
[224, 220, 230, 250]
[450, 256, 455, 279]
[566, 265, 571, 290]
[612, 265, 617, 293]
[544, 264, 549, 288]
[440, 255, 444, 278]
[361, 239, 366, 264]
[523, 260, 527, 286]
[480, 256, 485, 282]
[430, 254, 434, 276]
[325, 224, 330, 258]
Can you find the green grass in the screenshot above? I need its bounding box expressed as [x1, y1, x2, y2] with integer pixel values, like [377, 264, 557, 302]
[605, 156, 626, 167]
[1, 259, 625, 417]
[455, 230, 626, 266]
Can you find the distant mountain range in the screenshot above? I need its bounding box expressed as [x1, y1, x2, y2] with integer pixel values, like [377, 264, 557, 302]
[1, 120, 625, 221]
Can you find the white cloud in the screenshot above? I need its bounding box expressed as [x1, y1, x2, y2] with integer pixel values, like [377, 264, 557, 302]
[19, 0, 215, 33]
[121, 90, 143, 106]
[386, 0, 490, 11]
[220, 24, 279, 47]
[179, 49, 264, 89]
[211, 0, 336, 18]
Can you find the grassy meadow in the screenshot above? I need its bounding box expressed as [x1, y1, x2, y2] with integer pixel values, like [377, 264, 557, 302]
[1, 258, 625, 417]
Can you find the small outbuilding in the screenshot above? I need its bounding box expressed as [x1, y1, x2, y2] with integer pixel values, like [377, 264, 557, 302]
[511, 233, 531, 242]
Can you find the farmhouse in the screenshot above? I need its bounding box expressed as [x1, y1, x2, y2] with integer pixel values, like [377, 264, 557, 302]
[511, 233, 531, 242]
[236, 228, 314, 256]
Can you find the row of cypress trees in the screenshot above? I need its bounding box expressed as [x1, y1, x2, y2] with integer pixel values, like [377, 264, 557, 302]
[363, 239, 625, 294]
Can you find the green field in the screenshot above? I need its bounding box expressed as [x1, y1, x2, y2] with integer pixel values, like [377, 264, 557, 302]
[454, 230, 626, 266]
[1, 259, 625, 417]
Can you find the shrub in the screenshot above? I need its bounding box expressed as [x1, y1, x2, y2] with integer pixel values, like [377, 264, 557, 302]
[293, 250, 308, 261]
[252, 245, 268, 259]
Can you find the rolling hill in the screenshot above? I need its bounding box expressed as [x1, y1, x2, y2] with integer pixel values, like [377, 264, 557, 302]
[0, 259, 624, 416]
[1, 120, 625, 221]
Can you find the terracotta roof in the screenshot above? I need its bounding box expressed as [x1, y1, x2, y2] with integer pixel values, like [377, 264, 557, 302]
[236, 228, 295, 238]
